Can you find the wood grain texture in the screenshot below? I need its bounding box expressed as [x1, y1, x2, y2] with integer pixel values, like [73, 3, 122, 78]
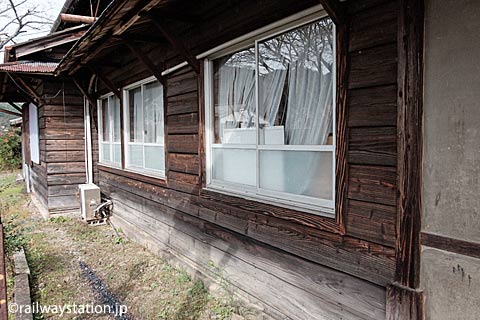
[349, 126, 397, 166]
[348, 85, 397, 127]
[395, 0, 424, 289]
[349, 43, 397, 89]
[421, 233, 480, 260]
[99, 169, 396, 285]
[348, 164, 397, 206]
[386, 284, 424, 320]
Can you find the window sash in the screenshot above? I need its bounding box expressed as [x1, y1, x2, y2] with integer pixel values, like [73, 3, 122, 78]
[204, 15, 336, 215]
[124, 78, 165, 177]
[98, 95, 121, 167]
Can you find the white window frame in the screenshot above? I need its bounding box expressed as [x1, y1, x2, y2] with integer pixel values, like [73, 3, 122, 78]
[29, 103, 40, 164]
[123, 76, 166, 178]
[204, 7, 336, 216]
[97, 93, 121, 168]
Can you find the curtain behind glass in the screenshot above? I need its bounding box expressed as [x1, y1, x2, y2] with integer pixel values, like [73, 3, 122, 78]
[129, 87, 142, 143]
[214, 48, 256, 144]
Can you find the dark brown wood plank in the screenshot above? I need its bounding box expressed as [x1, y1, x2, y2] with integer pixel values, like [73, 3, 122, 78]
[335, 20, 350, 234]
[348, 85, 397, 127]
[167, 91, 198, 116]
[349, 43, 397, 89]
[168, 134, 198, 154]
[349, 1, 397, 51]
[166, 69, 198, 98]
[348, 164, 396, 206]
[167, 113, 198, 134]
[421, 233, 480, 260]
[168, 153, 199, 175]
[347, 199, 396, 247]
[395, 0, 424, 290]
[348, 126, 397, 166]
[167, 171, 200, 194]
[99, 171, 395, 285]
[387, 284, 424, 320]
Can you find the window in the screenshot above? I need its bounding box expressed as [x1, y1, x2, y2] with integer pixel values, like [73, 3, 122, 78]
[98, 94, 121, 166]
[29, 103, 40, 164]
[124, 78, 165, 177]
[205, 15, 335, 214]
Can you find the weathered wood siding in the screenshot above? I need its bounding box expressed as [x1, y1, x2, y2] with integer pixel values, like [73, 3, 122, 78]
[36, 79, 86, 213]
[92, 0, 399, 318]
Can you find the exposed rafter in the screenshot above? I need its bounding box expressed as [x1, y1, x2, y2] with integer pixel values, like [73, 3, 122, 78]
[122, 40, 166, 86]
[0, 107, 21, 117]
[318, 0, 345, 25]
[144, 13, 200, 74]
[86, 65, 121, 99]
[7, 100, 22, 113]
[73, 77, 97, 108]
[10, 74, 43, 105]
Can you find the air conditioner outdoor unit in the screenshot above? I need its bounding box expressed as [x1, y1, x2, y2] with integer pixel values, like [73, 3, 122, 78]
[79, 183, 101, 222]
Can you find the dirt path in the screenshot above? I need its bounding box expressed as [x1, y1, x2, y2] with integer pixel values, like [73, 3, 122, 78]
[1, 173, 239, 320]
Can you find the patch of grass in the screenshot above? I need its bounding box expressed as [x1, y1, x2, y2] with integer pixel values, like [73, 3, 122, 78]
[49, 216, 70, 224]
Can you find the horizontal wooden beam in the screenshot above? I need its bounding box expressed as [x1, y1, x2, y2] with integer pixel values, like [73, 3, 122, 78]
[60, 14, 96, 25]
[0, 107, 21, 117]
[144, 14, 200, 74]
[421, 232, 480, 260]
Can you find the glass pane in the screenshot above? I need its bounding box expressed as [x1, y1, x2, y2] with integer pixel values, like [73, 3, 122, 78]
[101, 142, 110, 162]
[111, 96, 121, 143]
[129, 87, 143, 143]
[101, 99, 109, 142]
[144, 81, 164, 144]
[144, 145, 165, 172]
[128, 144, 143, 167]
[258, 18, 334, 146]
[259, 150, 333, 200]
[213, 47, 256, 144]
[113, 144, 121, 164]
[212, 148, 256, 186]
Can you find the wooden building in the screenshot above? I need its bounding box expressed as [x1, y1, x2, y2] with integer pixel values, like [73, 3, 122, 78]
[2, 0, 480, 319]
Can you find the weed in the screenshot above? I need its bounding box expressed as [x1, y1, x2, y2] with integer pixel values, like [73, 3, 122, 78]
[175, 270, 192, 284]
[49, 216, 69, 224]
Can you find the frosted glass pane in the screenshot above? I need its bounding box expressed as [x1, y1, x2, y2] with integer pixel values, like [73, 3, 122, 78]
[113, 144, 121, 164]
[128, 145, 143, 167]
[145, 145, 164, 172]
[101, 143, 110, 162]
[212, 148, 256, 186]
[259, 150, 333, 200]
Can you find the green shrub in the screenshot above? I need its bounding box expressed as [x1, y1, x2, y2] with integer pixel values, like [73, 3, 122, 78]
[0, 128, 22, 171]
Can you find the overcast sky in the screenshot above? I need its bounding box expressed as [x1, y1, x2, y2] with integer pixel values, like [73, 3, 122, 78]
[0, 0, 66, 48]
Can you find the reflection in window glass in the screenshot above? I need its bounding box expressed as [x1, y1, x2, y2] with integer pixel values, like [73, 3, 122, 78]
[208, 17, 335, 210]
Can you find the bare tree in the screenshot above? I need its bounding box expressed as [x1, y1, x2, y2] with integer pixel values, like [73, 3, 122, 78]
[0, 0, 54, 49]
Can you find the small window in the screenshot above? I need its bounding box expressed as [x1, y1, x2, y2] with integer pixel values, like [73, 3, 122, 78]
[205, 16, 335, 214]
[98, 94, 121, 166]
[29, 103, 40, 164]
[125, 79, 165, 177]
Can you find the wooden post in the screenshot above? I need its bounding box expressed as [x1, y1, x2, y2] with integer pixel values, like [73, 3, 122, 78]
[318, 0, 345, 25]
[0, 224, 8, 320]
[388, 0, 425, 318]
